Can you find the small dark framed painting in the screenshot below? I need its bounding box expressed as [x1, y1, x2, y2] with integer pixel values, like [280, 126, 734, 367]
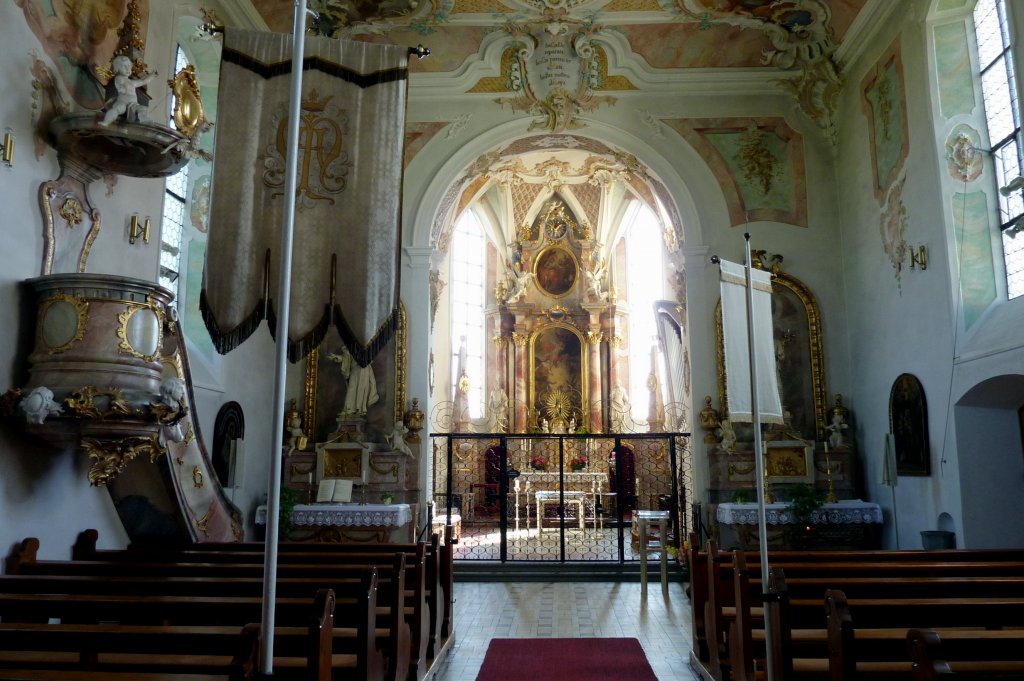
[889, 373, 930, 476]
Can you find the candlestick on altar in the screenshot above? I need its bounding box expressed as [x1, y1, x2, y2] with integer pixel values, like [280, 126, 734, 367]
[824, 443, 838, 503]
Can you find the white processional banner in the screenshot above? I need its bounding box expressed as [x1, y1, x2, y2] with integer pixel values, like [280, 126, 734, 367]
[202, 28, 408, 366]
[719, 259, 784, 424]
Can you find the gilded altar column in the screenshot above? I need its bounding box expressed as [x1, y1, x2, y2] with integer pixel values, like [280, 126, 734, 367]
[512, 331, 529, 432]
[587, 329, 604, 431]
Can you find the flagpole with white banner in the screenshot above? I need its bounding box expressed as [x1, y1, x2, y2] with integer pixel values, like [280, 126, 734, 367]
[741, 234, 775, 681]
[713, 233, 782, 681]
[260, 1, 308, 675]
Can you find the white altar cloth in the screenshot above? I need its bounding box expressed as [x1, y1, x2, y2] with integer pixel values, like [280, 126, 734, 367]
[255, 503, 412, 527]
[716, 500, 882, 526]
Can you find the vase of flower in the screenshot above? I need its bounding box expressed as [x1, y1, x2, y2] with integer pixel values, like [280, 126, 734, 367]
[530, 456, 547, 471]
[570, 456, 587, 471]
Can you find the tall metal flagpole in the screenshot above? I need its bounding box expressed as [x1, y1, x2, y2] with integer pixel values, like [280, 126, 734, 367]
[260, 0, 308, 675]
[742, 233, 774, 681]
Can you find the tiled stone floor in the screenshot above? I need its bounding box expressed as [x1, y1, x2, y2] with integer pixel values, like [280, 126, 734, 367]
[430, 580, 699, 680]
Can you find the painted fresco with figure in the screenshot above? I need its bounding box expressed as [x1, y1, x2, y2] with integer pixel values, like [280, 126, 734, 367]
[531, 325, 583, 420]
[16, 0, 148, 110]
[934, 20, 976, 119]
[862, 41, 909, 200]
[953, 191, 997, 329]
[663, 117, 807, 228]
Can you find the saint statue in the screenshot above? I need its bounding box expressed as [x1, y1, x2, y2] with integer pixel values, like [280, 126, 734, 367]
[609, 384, 630, 432]
[327, 346, 379, 417]
[487, 387, 510, 433]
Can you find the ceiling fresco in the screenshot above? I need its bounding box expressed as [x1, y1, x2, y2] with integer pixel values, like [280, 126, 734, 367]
[247, 0, 870, 139]
[250, 0, 869, 71]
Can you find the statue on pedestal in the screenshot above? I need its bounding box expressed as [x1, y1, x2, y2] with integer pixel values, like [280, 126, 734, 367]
[327, 346, 379, 417]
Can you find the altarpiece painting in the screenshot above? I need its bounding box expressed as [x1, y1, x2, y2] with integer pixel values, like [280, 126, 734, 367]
[302, 301, 407, 446]
[530, 323, 586, 428]
[716, 259, 827, 441]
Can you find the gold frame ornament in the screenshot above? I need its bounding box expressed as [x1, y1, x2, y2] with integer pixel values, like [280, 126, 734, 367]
[714, 258, 828, 441]
[116, 295, 167, 363]
[533, 245, 580, 299]
[37, 289, 89, 355]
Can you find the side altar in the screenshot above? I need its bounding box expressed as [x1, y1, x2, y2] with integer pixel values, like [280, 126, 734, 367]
[701, 251, 877, 550]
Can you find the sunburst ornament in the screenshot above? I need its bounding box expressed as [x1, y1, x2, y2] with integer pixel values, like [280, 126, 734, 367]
[543, 389, 573, 422]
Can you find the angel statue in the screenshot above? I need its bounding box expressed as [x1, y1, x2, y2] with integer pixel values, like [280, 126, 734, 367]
[584, 254, 608, 301]
[503, 262, 535, 304]
[385, 420, 413, 457]
[99, 55, 157, 126]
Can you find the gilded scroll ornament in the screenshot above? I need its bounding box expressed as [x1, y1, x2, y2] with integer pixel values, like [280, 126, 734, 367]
[59, 197, 84, 225]
[83, 433, 163, 486]
[192, 466, 204, 488]
[64, 386, 133, 420]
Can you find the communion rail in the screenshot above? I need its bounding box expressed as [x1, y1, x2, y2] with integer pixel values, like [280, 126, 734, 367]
[430, 432, 693, 564]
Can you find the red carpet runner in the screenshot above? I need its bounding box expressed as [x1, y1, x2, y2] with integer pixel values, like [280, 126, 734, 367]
[475, 637, 659, 681]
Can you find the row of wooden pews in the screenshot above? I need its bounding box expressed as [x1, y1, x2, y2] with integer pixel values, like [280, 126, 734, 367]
[0, 526, 456, 681]
[687, 534, 1024, 681]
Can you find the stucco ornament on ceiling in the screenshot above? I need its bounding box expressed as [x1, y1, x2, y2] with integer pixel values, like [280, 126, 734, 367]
[499, 17, 617, 132]
[309, 0, 425, 34]
[677, 0, 844, 143]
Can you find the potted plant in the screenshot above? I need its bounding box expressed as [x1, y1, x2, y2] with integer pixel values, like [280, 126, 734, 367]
[785, 483, 823, 549]
[569, 455, 588, 471]
[278, 485, 298, 541]
[530, 456, 547, 471]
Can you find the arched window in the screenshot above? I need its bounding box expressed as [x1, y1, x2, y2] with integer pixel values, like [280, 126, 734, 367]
[159, 45, 191, 296]
[450, 210, 487, 418]
[623, 201, 666, 421]
[974, 0, 1024, 297]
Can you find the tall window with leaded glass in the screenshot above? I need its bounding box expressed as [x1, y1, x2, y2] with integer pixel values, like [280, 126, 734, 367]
[975, 0, 1024, 297]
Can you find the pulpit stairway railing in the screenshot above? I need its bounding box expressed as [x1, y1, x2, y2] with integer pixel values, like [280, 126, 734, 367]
[430, 431, 693, 563]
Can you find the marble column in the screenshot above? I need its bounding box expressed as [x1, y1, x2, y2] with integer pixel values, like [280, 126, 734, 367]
[512, 331, 529, 432]
[587, 328, 604, 432]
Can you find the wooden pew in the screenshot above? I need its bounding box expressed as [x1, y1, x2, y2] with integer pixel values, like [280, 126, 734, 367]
[61, 536, 428, 680]
[693, 541, 1024, 681]
[0, 621, 258, 680]
[8, 538, 410, 681]
[824, 588, 1024, 681]
[74, 527, 455, 664]
[907, 629, 1024, 681]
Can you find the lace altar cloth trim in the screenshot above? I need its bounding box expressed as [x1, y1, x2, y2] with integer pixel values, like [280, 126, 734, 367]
[255, 503, 412, 527]
[716, 500, 883, 525]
